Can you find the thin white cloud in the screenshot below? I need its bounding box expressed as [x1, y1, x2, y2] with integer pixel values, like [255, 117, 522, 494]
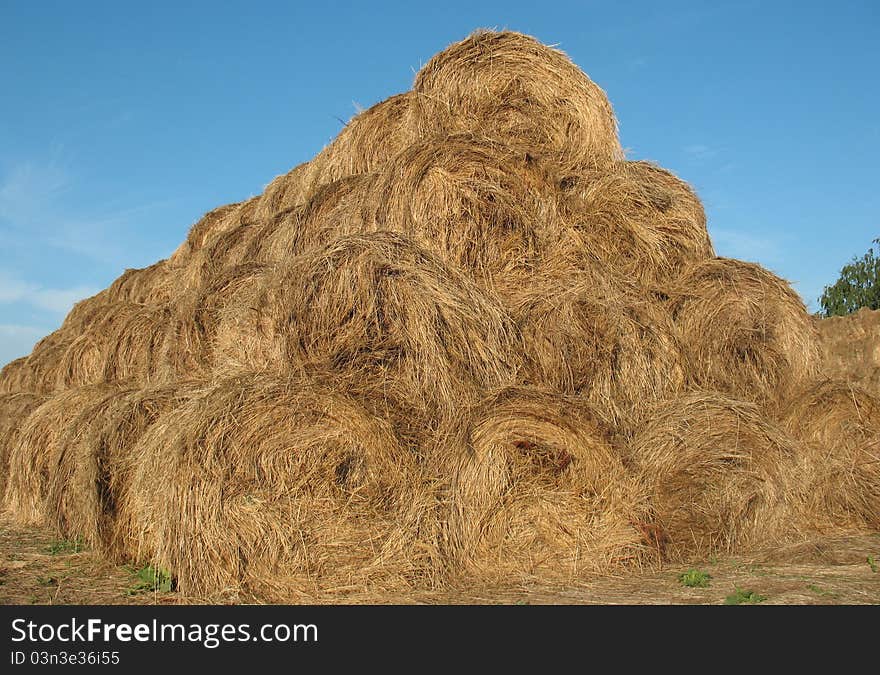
[709, 226, 783, 265]
[0, 160, 70, 225]
[683, 144, 717, 160]
[30, 286, 100, 314]
[0, 323, 47, 365]
[0, 276, 35, 304]
[0, 274, 99, 316]
[0, 158, 172, 266]
[709, 228, 819, 309]
[627, 57, 647, 70]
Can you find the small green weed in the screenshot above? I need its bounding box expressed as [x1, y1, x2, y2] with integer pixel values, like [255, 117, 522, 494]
[724, 587, 766, 605]
[46, 538, 84, 555]
[127, 565, 174, 595]
[678, 569, 712, 588]
[868, 555, 878, 573]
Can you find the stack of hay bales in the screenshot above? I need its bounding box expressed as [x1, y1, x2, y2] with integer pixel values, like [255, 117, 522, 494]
[1, 30, 877, 600]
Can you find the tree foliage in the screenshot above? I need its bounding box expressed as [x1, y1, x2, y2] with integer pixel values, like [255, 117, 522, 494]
[819, 238, 880, 317]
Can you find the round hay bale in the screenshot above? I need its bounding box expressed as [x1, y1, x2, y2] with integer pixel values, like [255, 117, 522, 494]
[296, 174, 380, 250]
[60, 381, 208, 558]
[0, 391, 49, 502]
[59, 290, 110, 334]
[253, 95, 413, 225]
[244, 206, 303, 265]
[106, 261, 175, 305]
[670, 257, 820, 404]
[167, 203, 240, 266]
[123, 374, 435, 599]
[629, 392, 804, 559]
[166, 262, 270, 380]
[248, 174, 381, 266]
[813, 306, 880, 391]
[556, 161, 714, 285]
[12, 339, 70, 395]
[778, 379, 880, 528]
[30, 328, 70, 353]
[371, 134, 557, 287]
[252, 161, 315, 224]
[4, 383, 129, 525]
[214, 233, 522, 425]
[101, 305, 174, 384]
[411, 30, 623, 171]
[0, 332, 71, 395]
[512, 271, 685, 428]
[43, 387, 142, 543]
[308, 93, 416, 188]
[447, 387, 649, 579]
[55, 303, 170, 388]
[179, 219, 263, 292]
[209, 267, 279, 377]
[54, 299, 221, 390]
[0, 357, 30, 394]
[55, 333, 105, 390]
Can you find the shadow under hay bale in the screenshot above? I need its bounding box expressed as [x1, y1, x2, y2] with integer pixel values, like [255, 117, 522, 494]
[511, 271, 685, 429]
[556, 160, 714, 286]
[4, 383, 130, 526]
[411, 30, 623, 172]
[670, 257, 820, 405]
[779, 379, 880, 529]
[446, 387, 649, 580]
[122, 374, 438, 599]
[372, 134, 557, 288]
[0, 392, 49, 502]
[214, 232, 523, 427]
[629, 392, 806, 560]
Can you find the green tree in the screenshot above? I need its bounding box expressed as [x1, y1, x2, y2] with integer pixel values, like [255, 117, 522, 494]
[819, 238, 880, 317]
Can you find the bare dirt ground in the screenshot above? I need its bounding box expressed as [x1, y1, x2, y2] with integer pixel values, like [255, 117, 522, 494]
[2, 512, 877, 605]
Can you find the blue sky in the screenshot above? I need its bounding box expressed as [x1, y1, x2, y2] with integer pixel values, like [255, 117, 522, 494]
[1, 1, 878, 364]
